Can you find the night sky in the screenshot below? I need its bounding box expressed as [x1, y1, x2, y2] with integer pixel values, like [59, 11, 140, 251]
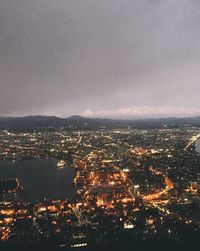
[1, 0, 200, 118]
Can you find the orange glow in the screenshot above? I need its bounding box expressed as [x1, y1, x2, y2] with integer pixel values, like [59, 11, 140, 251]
[0, 209, 15, 216]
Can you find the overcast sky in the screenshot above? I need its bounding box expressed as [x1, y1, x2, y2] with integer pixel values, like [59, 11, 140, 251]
[1, 0, 200, 118]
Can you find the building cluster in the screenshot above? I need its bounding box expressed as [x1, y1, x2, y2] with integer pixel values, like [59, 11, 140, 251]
[1, 127, 200, 248]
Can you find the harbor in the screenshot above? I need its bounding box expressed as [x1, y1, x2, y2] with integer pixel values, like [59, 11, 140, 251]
[0, 158, 76, 202]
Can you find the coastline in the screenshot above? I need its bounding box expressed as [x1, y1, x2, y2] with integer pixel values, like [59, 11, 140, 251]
[196, 139, 200, 153]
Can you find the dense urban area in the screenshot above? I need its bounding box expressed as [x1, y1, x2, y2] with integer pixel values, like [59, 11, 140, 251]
[1, 120, 200, 250]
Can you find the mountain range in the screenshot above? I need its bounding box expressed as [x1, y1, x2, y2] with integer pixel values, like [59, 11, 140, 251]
[0, 115, 200, 131]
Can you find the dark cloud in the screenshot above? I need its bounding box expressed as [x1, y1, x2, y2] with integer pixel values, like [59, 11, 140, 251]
[0, 0, 200, 117]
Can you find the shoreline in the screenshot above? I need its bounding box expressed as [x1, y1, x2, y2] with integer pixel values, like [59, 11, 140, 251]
[196, 139, 200, 153]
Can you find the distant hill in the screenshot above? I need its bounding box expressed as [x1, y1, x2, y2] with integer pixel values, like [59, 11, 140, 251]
[0, 115, 200, 131]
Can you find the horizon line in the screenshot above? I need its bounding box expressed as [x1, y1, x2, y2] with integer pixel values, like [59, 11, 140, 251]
[0, 114, 200, 121]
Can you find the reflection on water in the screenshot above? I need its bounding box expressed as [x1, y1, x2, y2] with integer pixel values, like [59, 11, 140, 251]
[0, 158, 76, 202]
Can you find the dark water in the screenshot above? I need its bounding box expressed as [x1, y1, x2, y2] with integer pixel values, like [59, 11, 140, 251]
[0, 159, 76, 202]
[196, 139, 200, 153]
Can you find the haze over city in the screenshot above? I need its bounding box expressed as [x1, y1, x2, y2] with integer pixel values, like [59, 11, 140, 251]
[1, 0, 200, 118]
